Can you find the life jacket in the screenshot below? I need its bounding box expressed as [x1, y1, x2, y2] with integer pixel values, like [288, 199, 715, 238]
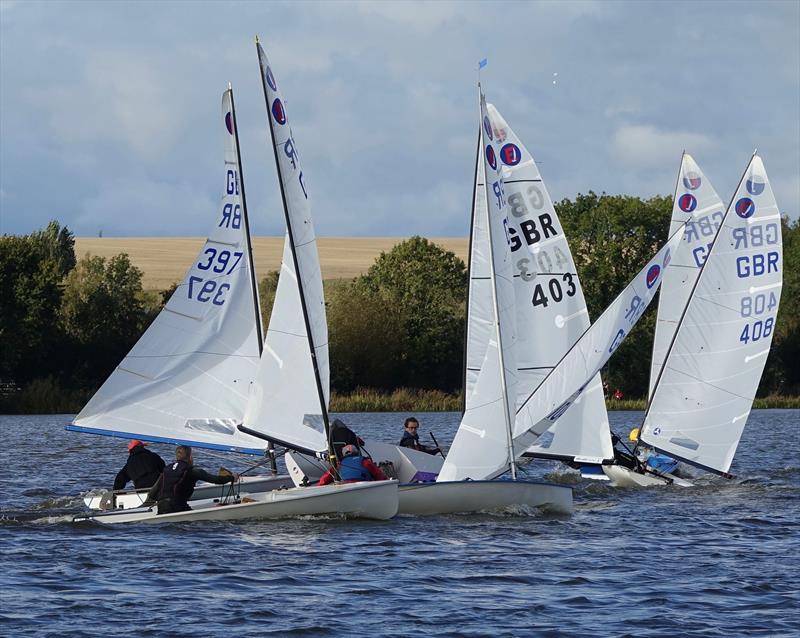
[159, 460, 194, 505]
[337, 455, 371, 482]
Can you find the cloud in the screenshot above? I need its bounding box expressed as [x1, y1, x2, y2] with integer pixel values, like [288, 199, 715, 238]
[612, 124, 716, 169]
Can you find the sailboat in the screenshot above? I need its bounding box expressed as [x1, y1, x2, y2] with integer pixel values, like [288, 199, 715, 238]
[396, 86, 574, 515]
[73, 50, 397, 522]
[616, 153, 783, 486]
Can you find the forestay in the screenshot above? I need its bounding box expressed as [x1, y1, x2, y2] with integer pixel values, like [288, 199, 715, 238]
[242, 41, 330, 455]
[649, 153, 725, 399]
[439, 92, 518, 481]
[484, 104, 611, 464]
[640, 154, 782, 475]
[70, 90, 266, 454]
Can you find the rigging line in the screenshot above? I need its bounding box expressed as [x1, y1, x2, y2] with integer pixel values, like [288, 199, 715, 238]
[125, 351, 259, 360]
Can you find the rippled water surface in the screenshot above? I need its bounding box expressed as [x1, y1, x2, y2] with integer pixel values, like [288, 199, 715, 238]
[1, 410, 798, 637]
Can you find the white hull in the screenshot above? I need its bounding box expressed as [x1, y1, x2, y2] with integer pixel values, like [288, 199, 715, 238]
[74, 479, 398, 524]
[398, 480, 573, 515]
[602, 464, 692, 488]
[84, 474, 293, 510]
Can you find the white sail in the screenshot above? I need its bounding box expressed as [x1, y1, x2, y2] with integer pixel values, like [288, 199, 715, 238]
[70, 89, 266, 454]
[640, 154, 782, 475]
[242, 41, 330, 455]
[439, 93, 518, 481]
[649, 153, 725, 399]
[484, 104, 612, 463]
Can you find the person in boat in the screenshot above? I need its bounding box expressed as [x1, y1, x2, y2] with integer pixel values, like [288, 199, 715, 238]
[113, 440, 166, 491]
[330, 418, 365, 461]
[399, 417, 440, 455]
[143, 445, 237, 515]
[317, 444, 387, 486]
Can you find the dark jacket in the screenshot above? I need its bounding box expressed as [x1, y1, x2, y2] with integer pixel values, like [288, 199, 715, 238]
[399, 431, 439, 455]
[145, 462, 234, 514]
[113, 446, 166, 490]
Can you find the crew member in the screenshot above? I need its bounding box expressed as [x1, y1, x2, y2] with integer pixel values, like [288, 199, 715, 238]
[318, 444, 387, 485]
[113, 440, 165, 490]
[399, 417, 440, 455]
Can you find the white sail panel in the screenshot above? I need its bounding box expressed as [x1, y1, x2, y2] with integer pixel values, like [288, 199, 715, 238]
[71, 90, 265, 454]
[641, 154, 782, 474]
[498, 227, 688, 478]
[242, 42, 330, 454]
[439, 94, 518, 481]
[649, 153, 725, 399]
[485, 104, 612, 463]
[464, 132, 493, 407]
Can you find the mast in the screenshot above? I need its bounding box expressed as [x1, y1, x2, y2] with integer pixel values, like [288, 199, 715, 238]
[479, 86, 517, 480]
[635, 151, 759, 471]
[228, 84, 276, 472]
[254, 37, 335, 462]
[461, 126, 483, 416]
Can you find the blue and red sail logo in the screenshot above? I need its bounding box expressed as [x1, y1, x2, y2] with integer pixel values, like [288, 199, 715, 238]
[500, 143, 522, 166]
[486, 145, 497, 171]
[646, 264, 661, 288]
[678, 193, 697, 213]
[683, 171, 702, 190]
[225, 112, 234, 135]
[746, 176, 765, 196]
[272, 99, 286, 125]
[735, 197, 755, 218]
[266, 66, 277, 91]
[483, 115, 493, 141]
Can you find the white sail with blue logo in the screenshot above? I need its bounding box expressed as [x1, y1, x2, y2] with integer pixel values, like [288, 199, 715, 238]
[640, 154, 782, 475]
[649, 153, 725, 399]
[483, 104, 613, 464]
[69, 89, 267, 455]
[241, 40, 330, 456]
[439, 92, 519, 482]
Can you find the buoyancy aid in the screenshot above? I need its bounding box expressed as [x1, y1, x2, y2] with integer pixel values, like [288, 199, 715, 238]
[159, 460, 194, 505]
[337, 455, 371, 482]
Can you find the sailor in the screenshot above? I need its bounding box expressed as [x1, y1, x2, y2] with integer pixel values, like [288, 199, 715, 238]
[113, 440, 166, 491]
[398, 417, 440, 455]
[330, 418, 365, 461]
[317, 444, 387, 485]
[144, 445, 237, 515]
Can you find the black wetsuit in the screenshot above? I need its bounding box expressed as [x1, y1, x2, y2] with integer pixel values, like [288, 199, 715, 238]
[113, 446, 166, 490]
[146, 462, 234, 515]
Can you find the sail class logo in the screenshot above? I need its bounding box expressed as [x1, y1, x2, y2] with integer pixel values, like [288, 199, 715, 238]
[483, 115, 493, 141]
[683, 172, 702, 190]
[500, 143, 522, 166]
[678, 194, 697, 212]
[486, 145, 497, 170]
[746, 176, 765, 196]
[646, 264, 661, 288]
[266, 66, 277, 91]
[735, 197, 756, 218]
[225, 112, 234, 135]
[272, 98, 286, 125]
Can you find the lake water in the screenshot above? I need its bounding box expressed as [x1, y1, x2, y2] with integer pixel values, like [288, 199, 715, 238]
[1, 410, 798, 637]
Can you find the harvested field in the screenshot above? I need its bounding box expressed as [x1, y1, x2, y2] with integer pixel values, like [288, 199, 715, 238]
[74, 237, 468, 290]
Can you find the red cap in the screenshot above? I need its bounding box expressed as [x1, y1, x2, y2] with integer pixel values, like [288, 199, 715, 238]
[128, 439, 147, 452]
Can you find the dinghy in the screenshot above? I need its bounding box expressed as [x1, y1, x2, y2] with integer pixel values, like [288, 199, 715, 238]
[630, 153, 782, 483]
[393, 85, 574, 516]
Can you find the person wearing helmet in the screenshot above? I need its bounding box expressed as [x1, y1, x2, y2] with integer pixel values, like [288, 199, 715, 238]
[113, 439, 166, 491]
[317, 444, 388, 486]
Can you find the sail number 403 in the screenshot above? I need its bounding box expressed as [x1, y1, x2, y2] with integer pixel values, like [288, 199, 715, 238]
[532, 274, 577, 308]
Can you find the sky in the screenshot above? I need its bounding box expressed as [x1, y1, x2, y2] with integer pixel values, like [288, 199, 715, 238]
[1, 0, 798, 238]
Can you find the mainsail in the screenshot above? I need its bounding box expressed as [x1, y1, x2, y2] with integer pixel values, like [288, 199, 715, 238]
[640, 154, 782, 475]
[649, 153, 725, 399]
[69, 89, 266, 454]
[241, 40, 331, 456]
[439, 91, 518, 481]
[483, 104, 612, 464]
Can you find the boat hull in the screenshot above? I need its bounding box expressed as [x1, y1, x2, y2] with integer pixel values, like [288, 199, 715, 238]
[398, 480, 573, 515]
[84, 474, 294, 510]
[602, 464, 692, 487]
[74, 479, 398, 524]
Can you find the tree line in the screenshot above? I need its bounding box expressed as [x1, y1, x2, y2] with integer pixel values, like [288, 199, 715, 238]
[1, 195, 798, 413]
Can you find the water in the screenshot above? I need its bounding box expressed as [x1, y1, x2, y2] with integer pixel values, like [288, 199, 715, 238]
[1, 410, 798, 637]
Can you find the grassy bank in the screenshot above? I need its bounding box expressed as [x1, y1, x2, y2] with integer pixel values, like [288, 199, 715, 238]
[3, 383, 799, 414]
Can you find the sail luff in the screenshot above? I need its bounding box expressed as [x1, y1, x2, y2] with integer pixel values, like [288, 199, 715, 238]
[254, 41, 333, 459]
